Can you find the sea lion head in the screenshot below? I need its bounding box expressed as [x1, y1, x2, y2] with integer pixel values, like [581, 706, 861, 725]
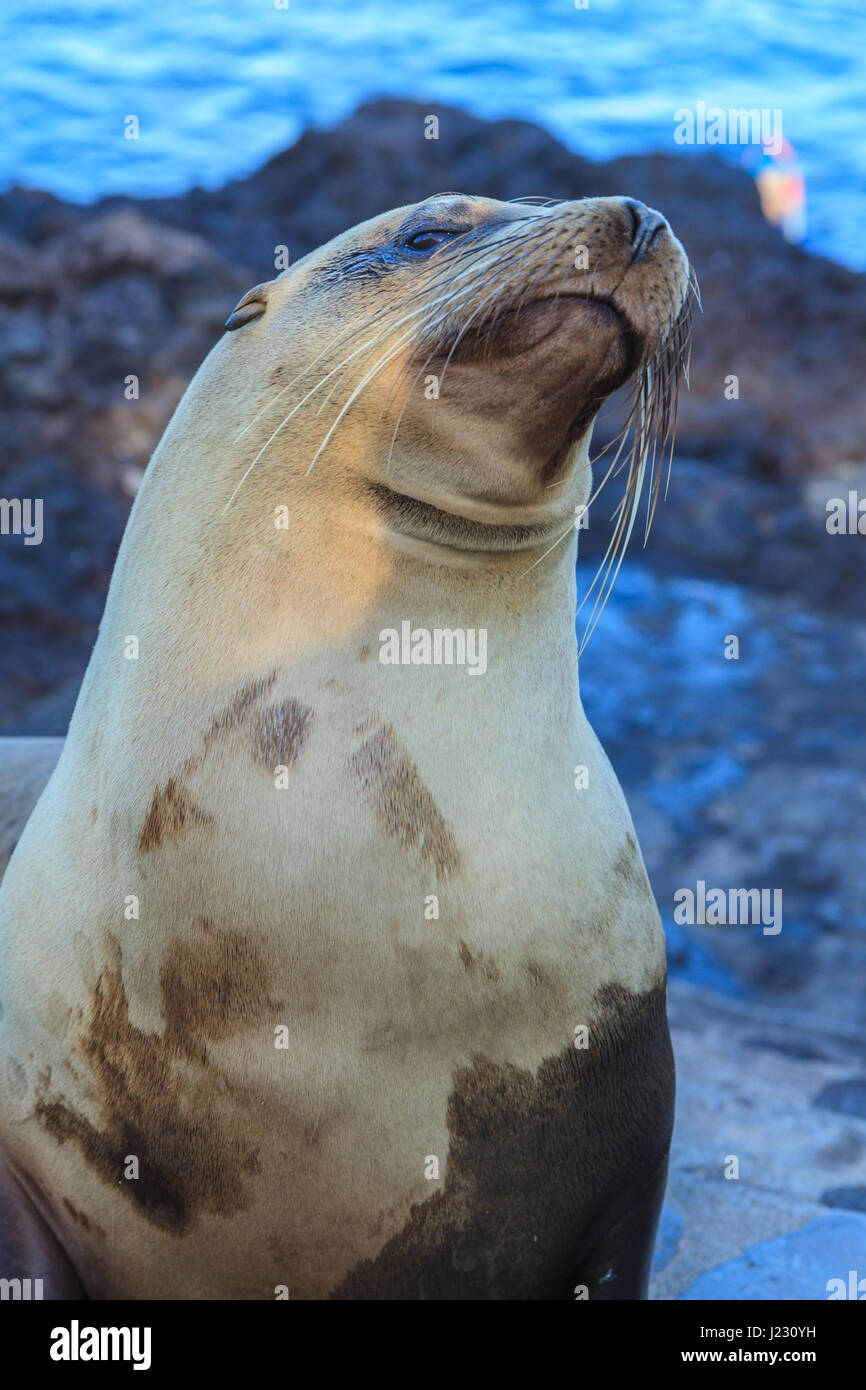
[217, 194, 692, 573]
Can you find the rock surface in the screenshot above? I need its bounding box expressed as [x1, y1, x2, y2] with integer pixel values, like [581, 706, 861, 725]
[653, 981, 866, 1301]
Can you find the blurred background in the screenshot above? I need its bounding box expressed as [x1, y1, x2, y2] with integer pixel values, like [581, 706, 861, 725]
[1, 0, 865, 1298]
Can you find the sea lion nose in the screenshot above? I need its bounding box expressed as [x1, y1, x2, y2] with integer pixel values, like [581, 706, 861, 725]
[621, 198, 668, 260]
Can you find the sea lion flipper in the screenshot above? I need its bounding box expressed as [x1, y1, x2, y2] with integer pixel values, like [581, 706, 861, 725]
[566, 1154, 670, 1301]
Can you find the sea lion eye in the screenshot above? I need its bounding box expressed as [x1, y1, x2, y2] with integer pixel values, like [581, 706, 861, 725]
[403, 228, 463, 253]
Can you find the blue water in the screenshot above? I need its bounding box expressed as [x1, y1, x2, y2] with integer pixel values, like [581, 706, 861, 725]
[1, 0, 864, 269]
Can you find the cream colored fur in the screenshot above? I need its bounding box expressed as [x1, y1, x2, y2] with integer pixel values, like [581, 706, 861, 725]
[0, 195, 689, 1298]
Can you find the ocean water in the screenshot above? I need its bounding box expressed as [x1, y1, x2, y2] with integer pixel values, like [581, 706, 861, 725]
[1, 0, 863, 268]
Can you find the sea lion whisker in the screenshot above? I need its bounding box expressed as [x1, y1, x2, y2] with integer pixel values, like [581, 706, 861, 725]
[473, 238, 563, 359]
[383, 289, 485, 470]
[522, 392, 642, 585]
[435, 276, 526, 383]
[231, 223, 554, 455]
[382, 248, 535, 405]
[382, 227, 558, 418]
[507, 195, 564, 207]
[379, 251, 548, 467]
[230, 247, 520, 445]
[306, 328, 427, 476]
[227, 288, 470, 506]
[339, 230, 556, 468]
[578, 432, 649, 652]
[377, 226, 558, 430]
[573, 283, 691, 640]
[488, 227, 584, 359]
[426, 227, 563, 388]
[374, 283, 479, 430]
[223, 330, 394, 511]
[515, 517, 583, 578]
[457, 224, 566, 345]
[378, 286, 479, 420]
[231, 308, 419, 445]
[308, 243, 543, 473]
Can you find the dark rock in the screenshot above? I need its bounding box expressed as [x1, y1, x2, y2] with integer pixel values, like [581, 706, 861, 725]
[0, 455, 126, 736]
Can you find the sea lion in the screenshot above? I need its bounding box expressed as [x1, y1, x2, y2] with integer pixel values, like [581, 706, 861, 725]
[0, 192, 692, 1300]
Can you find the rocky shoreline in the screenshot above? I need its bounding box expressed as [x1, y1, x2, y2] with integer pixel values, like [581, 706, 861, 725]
[5, 98, 866, 484]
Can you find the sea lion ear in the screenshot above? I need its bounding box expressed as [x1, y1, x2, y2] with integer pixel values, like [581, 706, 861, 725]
[225, 282, 271, 332]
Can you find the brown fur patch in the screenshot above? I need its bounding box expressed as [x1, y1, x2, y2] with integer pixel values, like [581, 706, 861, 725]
[35, 927, 271, 1236]
[612, 833, 647, 892]
[331, 982, 673, 1300]
[350, 724, 460, 879]
[138, 778, 214, 852]
[200, 674, 278, 750]
[137, 673, 315, 851]
[457, 941, 500, 982]
[250, 698, 314, 771]
[63, 1197, 106, 1240]
[160, 917, 277, 1063]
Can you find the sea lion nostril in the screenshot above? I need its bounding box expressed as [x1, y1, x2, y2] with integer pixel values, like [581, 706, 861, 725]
[621, 198, 668, 260]
[623, 198, 645, 242]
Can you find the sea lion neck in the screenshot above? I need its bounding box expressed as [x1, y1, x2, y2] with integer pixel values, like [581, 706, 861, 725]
[83, 450, 582, 709]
